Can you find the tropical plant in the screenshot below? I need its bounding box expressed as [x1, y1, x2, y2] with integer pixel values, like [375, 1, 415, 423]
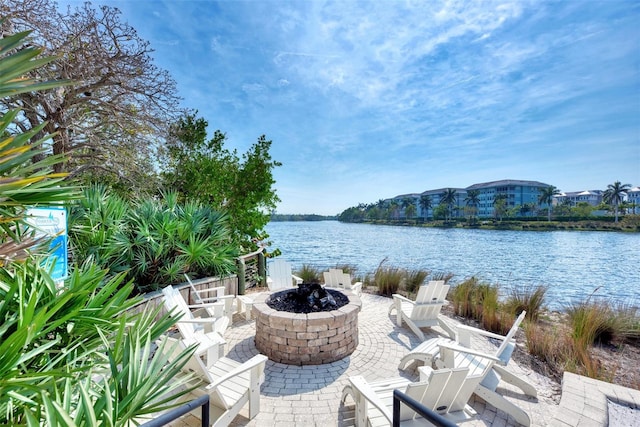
[538, 185, 561, 222]
[419, 194, 433, 221]
[388, 200, 400, 220]
[464, 189, 480, 222]
[0, 29, 193, 425]
[439, 188, 458, 221]
[603, 181, 631, 223]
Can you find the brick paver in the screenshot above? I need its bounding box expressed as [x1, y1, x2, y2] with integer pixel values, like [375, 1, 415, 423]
[176, 292, 563, 426]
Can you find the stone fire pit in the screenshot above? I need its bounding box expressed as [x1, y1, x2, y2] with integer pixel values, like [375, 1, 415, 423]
[252, 286, 361, 365]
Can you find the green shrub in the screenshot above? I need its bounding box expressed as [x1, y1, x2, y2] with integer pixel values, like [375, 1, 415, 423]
[70, 187, 238, 293]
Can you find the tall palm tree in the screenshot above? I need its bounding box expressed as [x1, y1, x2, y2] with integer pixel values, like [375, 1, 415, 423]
[440, 188, 458, 221]
[401, 197, 415, 219]
[388, 200, 400, 220]
[464, 189, 480, 221]
[493, 193, 508, 221]
[538, 186, 561, 222]
[603, 181, 632, 223]
[419, 195, 432, 221]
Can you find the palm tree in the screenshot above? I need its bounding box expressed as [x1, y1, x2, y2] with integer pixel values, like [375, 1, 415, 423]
[419, 195, 433, 221]
[603, 181, 632, 223]
[464, 189, 480, 222]
[388, 200, 400, 220]
[401, 197, 415, 219]
[439, 188, 458, 221]
[493, 193, 508, 221]
[538, 186, 561, 222]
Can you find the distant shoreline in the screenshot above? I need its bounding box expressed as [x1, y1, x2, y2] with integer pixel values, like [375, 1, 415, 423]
[271, 216, 640, 232]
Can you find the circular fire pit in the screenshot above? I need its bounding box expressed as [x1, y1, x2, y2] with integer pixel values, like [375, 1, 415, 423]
[252, 286, 361, 365]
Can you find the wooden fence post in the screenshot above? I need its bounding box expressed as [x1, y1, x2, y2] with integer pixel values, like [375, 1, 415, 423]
[258, 250, 266, 287]
[237, 258, 246, 295]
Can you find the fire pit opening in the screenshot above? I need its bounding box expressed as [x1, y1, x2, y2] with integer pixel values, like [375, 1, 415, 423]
[253, 284, 361, 365]
[267, 283, 349, 313]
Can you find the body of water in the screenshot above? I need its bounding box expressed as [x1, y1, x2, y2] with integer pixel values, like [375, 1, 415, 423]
[264, 221, 640, 310]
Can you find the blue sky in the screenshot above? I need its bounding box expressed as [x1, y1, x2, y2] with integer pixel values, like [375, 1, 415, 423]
[63, 0, 639, 215]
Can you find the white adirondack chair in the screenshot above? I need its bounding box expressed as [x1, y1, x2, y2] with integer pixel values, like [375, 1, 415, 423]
[323, 268, 362, 296]
[399, 311, 534, 426]
[160, 336, 268, 427]
[266, 258, 302, 291]
[185, 274, 253, 322]
[388, 280, 454, 340]
[161, 286, 227, 367]
[342, 344, 499, 426]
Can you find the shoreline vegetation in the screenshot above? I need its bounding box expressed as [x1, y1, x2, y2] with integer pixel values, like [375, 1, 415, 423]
[270, 214, 640, 232]
[287, 263, 640, 391]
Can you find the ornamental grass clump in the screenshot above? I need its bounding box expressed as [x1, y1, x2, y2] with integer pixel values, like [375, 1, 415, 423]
[504, 284, 548, 322]
[450, 276, 478, 318]
[298, 264, 321, 283]
[404, 268, 431, 294]
[373, 258, 405, 296]
[566, 299, 617, 349]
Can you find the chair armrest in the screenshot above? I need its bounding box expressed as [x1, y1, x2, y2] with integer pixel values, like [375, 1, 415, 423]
[348, 376, 393, 424]
[177, 318, 222, 325]
[438, 342, 501, 363]
[456, 323, 508, 341]
[194, 285, 225, 295]
[187, 302, 225, 309]
[391, 294, 414, 304]
[292, 274, 303, 284]
[208, 354, 268, 389]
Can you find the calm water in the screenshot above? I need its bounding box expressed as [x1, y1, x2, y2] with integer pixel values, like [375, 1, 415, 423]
[265, 221, 640, 310]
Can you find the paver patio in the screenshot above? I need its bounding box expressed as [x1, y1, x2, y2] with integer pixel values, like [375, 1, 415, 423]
[171, 291, 563, 426]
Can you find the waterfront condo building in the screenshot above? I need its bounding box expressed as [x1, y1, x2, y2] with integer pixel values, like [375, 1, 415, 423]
[391, 179, 551, 219]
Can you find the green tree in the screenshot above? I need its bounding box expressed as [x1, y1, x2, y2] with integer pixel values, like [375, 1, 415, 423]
[401, 197, 416, 218]
[572, 202, 594, 218]
[464, 189, 480, 222]
[419, 195, 433, 221]
[163, 113, 281, 247]
[603, 181, 631, 223]
[439, 188, 458, 221]
[0, 1, 180, 185]
[433, 204, 448, 220]
[538, 186, 561, 222]
[493, 194, 508, 222]
[388, 200, 400, 220]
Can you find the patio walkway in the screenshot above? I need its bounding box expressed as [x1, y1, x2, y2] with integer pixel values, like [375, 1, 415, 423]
[174, 291, 563, 426]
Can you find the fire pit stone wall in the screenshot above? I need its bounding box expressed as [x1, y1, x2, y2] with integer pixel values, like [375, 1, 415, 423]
[252, 290, 361, 365]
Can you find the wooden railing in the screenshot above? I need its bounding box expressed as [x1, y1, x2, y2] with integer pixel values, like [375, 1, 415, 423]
[236, 248, 266, 294]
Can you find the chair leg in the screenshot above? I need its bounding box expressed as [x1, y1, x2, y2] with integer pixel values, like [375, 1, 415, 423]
[474, 384, 531, 426]
[493, 365, 538, 397]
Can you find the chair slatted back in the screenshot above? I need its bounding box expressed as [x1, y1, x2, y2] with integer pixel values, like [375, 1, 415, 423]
[409, 281, 449, 320]
[401, 367, 470, 420]
[267, 259, 295, 290]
